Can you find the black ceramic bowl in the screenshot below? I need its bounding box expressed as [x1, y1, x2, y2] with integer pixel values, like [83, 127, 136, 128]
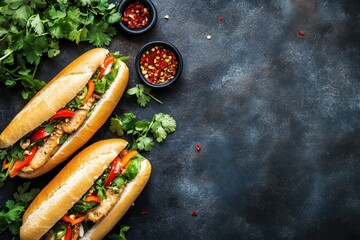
[118, 0, 157, 35]
[135, 41, 183, 88]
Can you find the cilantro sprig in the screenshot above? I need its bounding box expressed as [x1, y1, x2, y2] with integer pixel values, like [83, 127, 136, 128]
[127, 84, 163, 107]
[0, 182, 40, 236]
[0, 0, 122, 99]
[110, 112, 176, 151]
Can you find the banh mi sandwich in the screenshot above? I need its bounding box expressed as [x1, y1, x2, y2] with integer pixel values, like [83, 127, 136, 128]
[0, 48, 129, 178]
[20, 138, 152, 240]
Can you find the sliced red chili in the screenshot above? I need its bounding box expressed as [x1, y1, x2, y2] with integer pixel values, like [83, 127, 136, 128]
[29, 127, 50, 142]
[9, 145, 38, 178]
[98, 55, 115, 79]
[64, 225, 72, 240]
[195, 144, 201, 151]
[49, 109, 75, 123]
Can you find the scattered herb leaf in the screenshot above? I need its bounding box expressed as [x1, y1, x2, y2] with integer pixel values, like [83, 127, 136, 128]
[127, 84, 163, 107]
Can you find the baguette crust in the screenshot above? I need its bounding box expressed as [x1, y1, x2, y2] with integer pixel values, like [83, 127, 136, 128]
[18, 60, 129, 178]
[82, 159, 152, 239]
[0, 48, 108, 148]
[20, 139, 129, 240]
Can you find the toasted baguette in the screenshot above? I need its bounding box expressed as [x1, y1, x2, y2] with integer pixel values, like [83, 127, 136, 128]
[20, 139, 152, 240]
[83, 159, 152, 239]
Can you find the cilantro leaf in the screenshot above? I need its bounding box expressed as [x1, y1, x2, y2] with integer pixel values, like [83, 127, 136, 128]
[127, 84, 163, 107]
[88, 22, 113, 47]
[109, 113, 137, 136]
[0, 182, 40, 235]
[109, 111, 176, 151]
[153, 113, 177, 133]
[13, 182, 40, 205]
[107, 225, 130, 240]
[151, 123, 167, 142]
[110, 117, 124, 136]
[0, 0, 122, 99]
[136, 136, 154, 151]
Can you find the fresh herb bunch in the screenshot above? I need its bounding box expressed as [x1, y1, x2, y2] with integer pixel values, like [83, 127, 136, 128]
[0, 0, 122, 99]
[0, 182, 40, 236]
[127, 84, 163, 107]
[110, 112, 176, 151]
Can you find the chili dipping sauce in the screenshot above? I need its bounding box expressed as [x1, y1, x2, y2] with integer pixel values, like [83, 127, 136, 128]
[139, 45, 178, 85]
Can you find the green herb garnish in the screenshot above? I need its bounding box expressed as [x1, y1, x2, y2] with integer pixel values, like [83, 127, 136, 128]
[110, 112, 176, 151]
[0, 0, 122, 99]
[0, 182, 40, 236]
[127, 84, 163, 107]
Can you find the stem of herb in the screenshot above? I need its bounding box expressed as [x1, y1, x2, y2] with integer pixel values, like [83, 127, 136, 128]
[0, 50, 14, 62]
[147, 93, 163, 104]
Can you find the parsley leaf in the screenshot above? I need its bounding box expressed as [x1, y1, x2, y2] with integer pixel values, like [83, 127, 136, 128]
[127, 84, 163, 107]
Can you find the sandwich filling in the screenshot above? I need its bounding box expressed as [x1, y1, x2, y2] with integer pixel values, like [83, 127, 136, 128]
[42, 150, 143, 240]
[0, 52, 128, 178]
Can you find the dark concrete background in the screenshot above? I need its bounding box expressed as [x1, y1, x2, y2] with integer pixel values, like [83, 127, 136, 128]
[1, 0, 360, 239]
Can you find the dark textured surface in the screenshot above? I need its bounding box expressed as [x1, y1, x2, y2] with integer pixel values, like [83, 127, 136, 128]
[1, 0, 360, 239]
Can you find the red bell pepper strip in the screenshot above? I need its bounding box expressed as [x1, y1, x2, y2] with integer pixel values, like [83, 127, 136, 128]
[9, 145, 38, 178]
[83, 80, 95, 104]
[49, 109, 75, 123]
[29, 127, 50, 142]
[103, 150, 138, 187]
[98, 55, 114, 79]
[64, 225, 72, 240]
[61, 215, 85, 226]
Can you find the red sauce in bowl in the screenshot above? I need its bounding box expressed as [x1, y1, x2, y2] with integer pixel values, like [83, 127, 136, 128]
[139, 46, 178, 84]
